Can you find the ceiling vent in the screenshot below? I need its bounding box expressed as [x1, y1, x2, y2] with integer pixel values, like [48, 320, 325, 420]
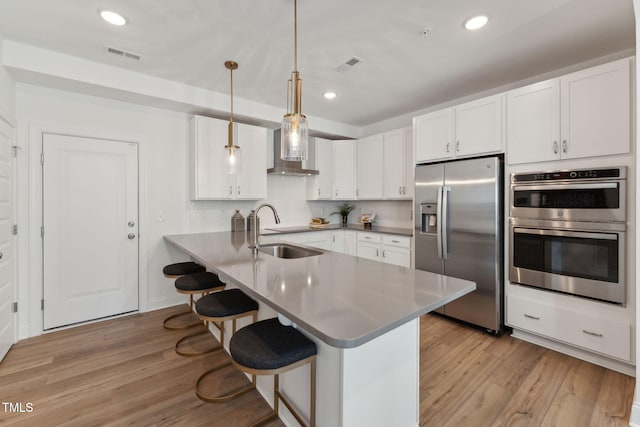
[105, 46, 142, 61]
[336, 56, 363, 73]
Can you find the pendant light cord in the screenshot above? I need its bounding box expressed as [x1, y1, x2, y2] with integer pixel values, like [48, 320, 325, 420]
[293, 0, 298, 72]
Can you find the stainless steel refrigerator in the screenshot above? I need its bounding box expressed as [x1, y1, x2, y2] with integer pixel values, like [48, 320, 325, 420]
[414, 156, 503, 333]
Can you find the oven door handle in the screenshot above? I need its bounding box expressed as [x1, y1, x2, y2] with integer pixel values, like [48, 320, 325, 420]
[512, 182, 618, 192]
[513, 227, 619, 241]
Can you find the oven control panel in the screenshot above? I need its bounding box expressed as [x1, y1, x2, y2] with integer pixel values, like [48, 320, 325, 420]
[513, 167, 624, 183]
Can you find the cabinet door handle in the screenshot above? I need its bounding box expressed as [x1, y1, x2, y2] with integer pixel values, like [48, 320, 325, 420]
[229, 186, 233, 195]
[582, 329, 603, 337]
[357, 189, 359, 196]
[237, 185, 240, 195]
[456, 141, 460, 152]
[391, 240, 400, 243]
[335, 189, 338, 197]
[553, 141, 558, 154]
[399, 186, 402, 195]
[524, 314, 540, 320]
[446, 142, 450, 153]
[332, 235, 335, 243]
[562, 140, 568, 153]
[382, 249, 386, 258]
[318, 188, 320, 196]
[376, 248, 379, 257]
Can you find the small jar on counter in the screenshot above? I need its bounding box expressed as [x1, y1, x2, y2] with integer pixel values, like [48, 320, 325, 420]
[231, 210, 245, 231]
[247, 210, 260, 231]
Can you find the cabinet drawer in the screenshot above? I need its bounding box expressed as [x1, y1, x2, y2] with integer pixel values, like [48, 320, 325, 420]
[382, 235, 410, 248]
[507, 294, 630, 361]
[358, 232, 381, 243]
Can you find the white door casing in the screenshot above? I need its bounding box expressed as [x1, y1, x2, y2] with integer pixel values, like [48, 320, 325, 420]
[42, 134, 139, 329]
[0, 118, 15, 361]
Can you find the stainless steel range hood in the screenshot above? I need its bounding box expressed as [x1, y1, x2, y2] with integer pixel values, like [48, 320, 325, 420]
[267, 129, 319, 176]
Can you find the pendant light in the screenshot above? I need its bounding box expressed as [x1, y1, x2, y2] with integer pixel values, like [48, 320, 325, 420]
[223, 60, 242, 174]
[281, 0, 309, 161]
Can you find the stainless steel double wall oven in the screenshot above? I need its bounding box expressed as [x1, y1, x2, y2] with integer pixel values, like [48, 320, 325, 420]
[509, 167, 626, 305]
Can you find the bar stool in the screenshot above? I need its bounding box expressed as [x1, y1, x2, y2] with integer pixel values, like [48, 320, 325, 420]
[229, 318, 317, 427]
[194, 289, 259, 401]
[162, 262, 207, 330]
[172, 272, 227, 357]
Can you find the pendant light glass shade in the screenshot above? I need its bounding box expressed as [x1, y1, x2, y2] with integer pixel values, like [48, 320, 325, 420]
[281, 0, 308, 161]
[223, 61, 241, 174]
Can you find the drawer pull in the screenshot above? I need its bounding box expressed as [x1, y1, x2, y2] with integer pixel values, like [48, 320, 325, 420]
[391, 240, 400, 243]
[582, 329, 603, 338]
[524, 314, 540, 320]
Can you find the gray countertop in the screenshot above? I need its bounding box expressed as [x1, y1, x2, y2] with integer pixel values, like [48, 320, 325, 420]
[164, 231, 474, 348]
[261, 223, 413, 236]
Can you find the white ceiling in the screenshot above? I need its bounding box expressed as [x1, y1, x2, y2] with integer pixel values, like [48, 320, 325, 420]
[0, 0, 635, 130]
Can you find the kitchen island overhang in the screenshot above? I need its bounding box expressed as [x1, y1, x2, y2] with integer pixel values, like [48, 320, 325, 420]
[164, 231, 475, 427]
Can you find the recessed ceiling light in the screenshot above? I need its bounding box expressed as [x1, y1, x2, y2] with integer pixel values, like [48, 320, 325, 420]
[464, 15, 488, 31]
[324, 92, 337, 100]
[99, 9, 127, 26]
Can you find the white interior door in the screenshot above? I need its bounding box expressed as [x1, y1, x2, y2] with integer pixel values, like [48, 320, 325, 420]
[0, 119, 15, 361]
[43, 134, 138, 330]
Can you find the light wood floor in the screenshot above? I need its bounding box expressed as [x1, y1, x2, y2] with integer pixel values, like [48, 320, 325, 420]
[0, 306, 634, 426]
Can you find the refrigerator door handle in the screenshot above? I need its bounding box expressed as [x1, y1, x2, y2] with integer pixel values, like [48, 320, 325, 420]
[436, 185, 444, 259]
[441, 185, 450, 260]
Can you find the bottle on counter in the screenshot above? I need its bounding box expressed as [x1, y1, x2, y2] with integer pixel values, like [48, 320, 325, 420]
[231, 210, 245, 231]
[247, 210, 260, 231]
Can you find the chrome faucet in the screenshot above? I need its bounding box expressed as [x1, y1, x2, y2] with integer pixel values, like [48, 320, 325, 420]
[249, 203, 280, 253]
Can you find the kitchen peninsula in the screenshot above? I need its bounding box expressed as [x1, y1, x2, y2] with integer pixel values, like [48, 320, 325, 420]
[165, 231, 475, 427]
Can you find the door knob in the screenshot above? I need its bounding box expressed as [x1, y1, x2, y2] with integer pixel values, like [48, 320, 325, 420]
[128, 233, 136, 240]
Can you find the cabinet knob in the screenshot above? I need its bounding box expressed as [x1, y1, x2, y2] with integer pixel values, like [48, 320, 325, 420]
[127, 233, 136, 240]
[446, 142, 450, 153]
[562, 140, 568, 153]
[456, 141, 460, 152]
[553, 141, 558, 154]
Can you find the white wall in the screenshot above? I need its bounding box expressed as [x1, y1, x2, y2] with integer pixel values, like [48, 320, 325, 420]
[0, 35, 16, 123]
[13, 83, 410, 338]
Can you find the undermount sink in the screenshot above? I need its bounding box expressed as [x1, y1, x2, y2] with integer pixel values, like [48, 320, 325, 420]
[258, 243, 323, 259]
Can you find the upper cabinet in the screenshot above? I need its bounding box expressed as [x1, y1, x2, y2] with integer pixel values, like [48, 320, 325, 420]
[356, 135, 383, 199]
[190, 115, 267, 200]
[382, 128, 413, 199]
[507, 58, 631, 164]
[307, 138, 356, 200]
[334, 140, 357, 199]
[414, 94, 503, 164]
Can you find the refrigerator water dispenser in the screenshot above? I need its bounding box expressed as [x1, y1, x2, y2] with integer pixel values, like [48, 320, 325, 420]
[420, 202, 437, 234]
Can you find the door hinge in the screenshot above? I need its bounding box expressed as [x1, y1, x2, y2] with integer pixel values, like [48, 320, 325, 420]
[41, 299, 44, 310]
[40, 152, 44, 165]
[12, 224, 17, 235]
[12, 302, 17, 313]
[41, 225, 44, 238]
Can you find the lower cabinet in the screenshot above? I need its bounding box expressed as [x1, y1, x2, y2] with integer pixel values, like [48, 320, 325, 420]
[507, 293, 631, 362]
[357, 232, 411, 268]
[279, 230, 410, 266]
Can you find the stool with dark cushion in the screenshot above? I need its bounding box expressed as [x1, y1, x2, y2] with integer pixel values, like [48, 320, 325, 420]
[171, 272, 227, 356]
[162, 262, 208, 330]
[230, 318, 317, 427]
[193, 289, 260, 402]
[163, 270, 225, 333]
[162, 261, 206, 278]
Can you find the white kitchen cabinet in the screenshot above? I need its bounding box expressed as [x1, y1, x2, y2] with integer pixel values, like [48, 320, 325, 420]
[414, 108, 453, 163]
[357, 232, 411, 267]
[381, 235, 411, 268]
[356, 135, 383, 199]
[507, 58, 631, 164]
[357, 232, 382, 262]
[308, 138, 334, 200]
[190, 116, 267, 200]
[333, 140, 356, 200]
[307, 139, 356, 201]
[507, 293, 631, 362]
[383, 128, 412, 199]
[414, 94, 503, 164]
[330, 230, 356, 255]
